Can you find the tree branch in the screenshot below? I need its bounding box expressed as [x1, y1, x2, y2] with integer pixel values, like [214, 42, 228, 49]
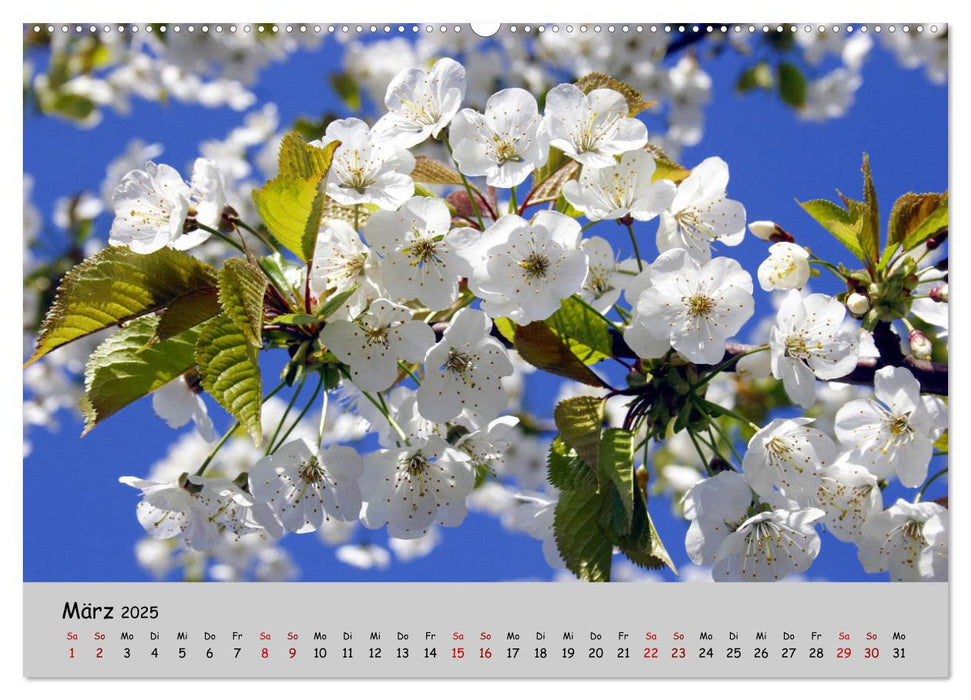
[437, 322, 949, 397]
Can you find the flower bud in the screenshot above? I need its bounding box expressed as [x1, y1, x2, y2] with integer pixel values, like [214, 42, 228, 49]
[748, 220, 794, 243]
[846, 292, 870, 316]
[909, 329, 933, 360]
[930, 283, 948, 303]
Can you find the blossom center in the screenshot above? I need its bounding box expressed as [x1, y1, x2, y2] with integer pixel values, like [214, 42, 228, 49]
[298, 456, 325, 484]
[406, 236, 440, 266]
[785, 334, 812, 360]
[520, 252, 551, 280]
[445, 348, 475, 375]
[492, 138, 523, 164]
[685, 293, 715, 318]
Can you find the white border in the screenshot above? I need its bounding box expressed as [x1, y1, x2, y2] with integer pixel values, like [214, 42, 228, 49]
[5, 0, 961, 697]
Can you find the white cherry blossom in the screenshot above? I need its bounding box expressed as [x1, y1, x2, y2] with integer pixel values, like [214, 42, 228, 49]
[417, 307, 514, 425]
[833, 365, 946, 487]
[757, 242, 811, 291]
[508, 492, 565, 570]
[769, 290, 861, 409]
[109, 162, 190, 254]
[656, 156, 746, 262]
[364, 197, 474, 310]
[152, 375, 216, 442]
[450, 87, 548, 188]
[562, 149, 676, 222]
[542, 83, 648, 168]
[742, 418, 835, 502]
[626, 248, 754, 365]
[577, 236, 637, 313]
[120, 475, 220, 551]
[374, 57, 466, 148]
[464, 211, 588, 324]
[360, 435, 475, 539]
[319, 118, 414, 210]
[711, 507, 825, 581]
[683, 470, 754, 566]
[320, 299, 435, 392]
[857, 499, 947, 581]
[309, 220, 384, 320]
[812, 459, 882, 543]
[249, 438, 364, 533]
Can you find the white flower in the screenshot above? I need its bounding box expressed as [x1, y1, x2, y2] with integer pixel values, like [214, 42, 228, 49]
[388, 526, 442, 562]
[360, 435, 475, 539]
[625, 248, 754, 365]
[109, 162, 189, 254]
[336, 544, 391, 570]
[834, 366, 946, 487]
[846, 292, 870, 316]
[711, 507, 825, 581]
[683, 471, 754, 566]
[450, 88, 548, 188]
[812, 459, 882, 543]
[455, 415, 520, 472]
[769, 290, 860, 409]
[320, 118, 415, 210]
[656, 157, 746, 262]
[464, 211, 588, 324]
[320, 299, 435, 392]
[542, 83, 648, 168]
[120, 476, 220, 551]
[742, 418, 835, 502]
[374, 57, 466, 148]
[417, 307, 514, 425]
[120, 475, 281, 551]
[152, 375, 216, 442]
[562, 149, 676, 222]
[757, 242, 811, 291]
[857, 499, 947, 581]
[108, 158, 226, 254]
[799, 68, 862, 122]
[508, 493, 565, 570]
[577, 237, 637, 313]
[309, 220, 384, 320]
[364, 197, 474, 311]
[248, 438, 364, 533]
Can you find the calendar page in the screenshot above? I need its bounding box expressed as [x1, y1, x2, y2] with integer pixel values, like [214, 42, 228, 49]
[21, 19, 950, 681]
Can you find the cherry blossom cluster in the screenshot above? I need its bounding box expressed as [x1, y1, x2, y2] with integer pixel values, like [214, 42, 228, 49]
[25, 42, 949, 583]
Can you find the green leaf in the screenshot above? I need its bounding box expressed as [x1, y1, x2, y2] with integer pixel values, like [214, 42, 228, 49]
[317, 284, 360, 319]
[80, 316, 198, 435]
[555, 193, 585, 218]
[797, 198, 866, 262]
[218, 259, 268, 348]
[272, 313, 319, 326]
[575, 72, 654, 116]
[195, 313, 263, 445]
[645, 144, 692, 184]
[859, 154, 880, 268]
[598, 428, 635, 529]
[902, 193, 947, 251]
[493, 317, 517, 344]
[277, 132, 339, 180]
[546, 297, 614, 365]
[411, 155, 464, 185]
[513, 321, 608, 388]
[28, 246, 217, 366]
[736, 62, 773, 93]
[603, 482, 678, 575]
[251, 134, 340, 261]
[553, 395, 605, 472]
[777, 62, 807, 107]
[553, 488, 614, 582]
[888, 192, 946, 248]
[934, 430, 948, 454]
[547, 436, 598, 491]
[532, 147, 567, 186]
[151, 287, 221, 344]
[330, 72, 361, 111]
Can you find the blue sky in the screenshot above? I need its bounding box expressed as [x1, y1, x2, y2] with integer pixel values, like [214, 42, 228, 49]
[23, 31, 948, 582]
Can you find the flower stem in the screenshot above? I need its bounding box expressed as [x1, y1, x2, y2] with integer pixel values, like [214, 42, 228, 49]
[236, 219, 282, 255]
[809, 255, 847, 281]
[317, 389, 329, 449]
[443, 137, 485, 230]
[914, 468, 948, 503]
[194, 222, 246, 254]
[691, 345, 769, 391]
[265, 374, 308, 456]
[625, 222, 644, 272]
[270, 372, 325, 454]
[570, 294, 624, 333]
[195, 379, 287, 476]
